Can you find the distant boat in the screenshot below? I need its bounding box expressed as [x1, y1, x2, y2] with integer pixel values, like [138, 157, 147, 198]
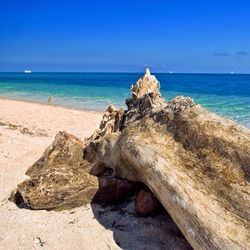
[168, 71, 173, 74]
[24, 70, 32, 74]
[230, 71, 234, 74]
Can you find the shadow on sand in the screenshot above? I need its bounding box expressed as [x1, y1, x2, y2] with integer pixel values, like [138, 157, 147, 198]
[11, 186, 192, 249]
[91, 196, 192, 250]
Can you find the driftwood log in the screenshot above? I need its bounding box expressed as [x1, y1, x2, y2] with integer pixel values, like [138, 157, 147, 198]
[12, 69, 250, 249]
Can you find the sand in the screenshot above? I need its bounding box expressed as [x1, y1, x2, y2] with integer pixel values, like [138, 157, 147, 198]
[0, 98, 190, 250]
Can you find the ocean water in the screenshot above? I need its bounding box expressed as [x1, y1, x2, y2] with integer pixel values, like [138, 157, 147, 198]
[0, 72, 250, 128]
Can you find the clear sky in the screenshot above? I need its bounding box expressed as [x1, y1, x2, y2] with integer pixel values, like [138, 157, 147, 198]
[0, 0, 250, 73]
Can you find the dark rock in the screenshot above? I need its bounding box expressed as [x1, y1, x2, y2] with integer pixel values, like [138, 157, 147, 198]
[93, 177, 140, 204]
[135, 188, 163, 216]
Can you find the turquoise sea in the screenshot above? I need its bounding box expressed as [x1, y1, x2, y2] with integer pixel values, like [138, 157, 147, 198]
[0, 72, 250, 128]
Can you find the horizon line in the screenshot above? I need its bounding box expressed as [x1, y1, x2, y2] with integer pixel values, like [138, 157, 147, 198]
[0, 71, 249, 75]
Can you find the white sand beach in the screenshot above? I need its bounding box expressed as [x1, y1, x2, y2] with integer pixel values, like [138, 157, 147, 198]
[0, 99, 119, 249]
[0, 98, 190, 250]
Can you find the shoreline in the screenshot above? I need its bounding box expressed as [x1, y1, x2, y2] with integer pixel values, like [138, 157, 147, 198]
[0, 96, 104, 115]
[1, 95, 249, 130]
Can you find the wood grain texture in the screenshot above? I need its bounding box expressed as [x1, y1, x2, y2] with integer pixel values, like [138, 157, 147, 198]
[13, 69, 250, 249]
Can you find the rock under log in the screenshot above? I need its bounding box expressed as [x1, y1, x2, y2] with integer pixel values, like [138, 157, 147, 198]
[135, 187, 164, 216]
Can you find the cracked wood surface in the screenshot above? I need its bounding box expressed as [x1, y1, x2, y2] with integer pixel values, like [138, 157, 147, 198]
[13, 69, 250, 249]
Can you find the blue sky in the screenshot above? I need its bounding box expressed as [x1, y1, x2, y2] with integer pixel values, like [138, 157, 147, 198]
[0, 0, 250, 73]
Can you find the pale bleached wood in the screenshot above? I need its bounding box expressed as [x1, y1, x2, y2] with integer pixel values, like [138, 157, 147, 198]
[83, 70, 250, 249]
[13, 69, 250, 249]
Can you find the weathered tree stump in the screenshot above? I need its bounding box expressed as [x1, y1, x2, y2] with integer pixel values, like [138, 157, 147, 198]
[12, 69, 250, 249]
